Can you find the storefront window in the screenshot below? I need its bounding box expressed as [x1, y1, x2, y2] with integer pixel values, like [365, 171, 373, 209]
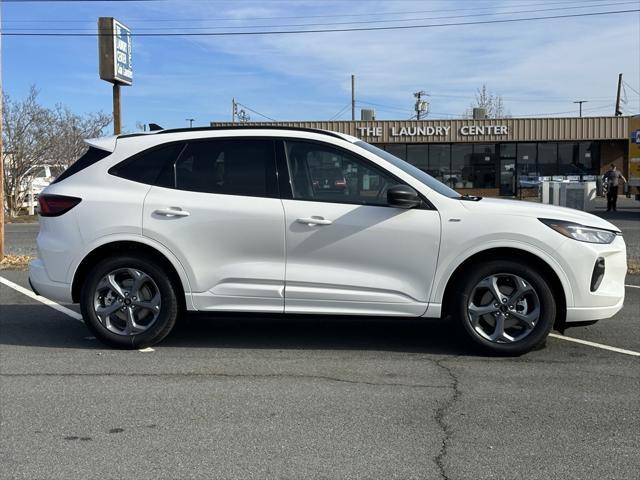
[451, 145, 473, 188]
[407, 145, 429, 172]
[472, 144, 497, 188]
[517, 143, 538, 177]
[538, 143, 558, 176]
[516, 143, 539, 188]
[558, 143, 579, 175]
[578, 142, 599, 174]
[385, 144, 407, 160]
[499, 143, 516, 158]
[428, 144, 451, 185]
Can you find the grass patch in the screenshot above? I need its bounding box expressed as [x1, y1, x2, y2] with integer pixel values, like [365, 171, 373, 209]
[0, 255, 33, 271]
[4, 215, 38, 224]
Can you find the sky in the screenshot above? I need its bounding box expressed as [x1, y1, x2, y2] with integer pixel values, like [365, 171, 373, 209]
[2, 0, 640, 133]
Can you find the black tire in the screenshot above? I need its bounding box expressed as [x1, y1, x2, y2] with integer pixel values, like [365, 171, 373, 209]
[451, 258, 556, 356]
[80, 254, 179, 349]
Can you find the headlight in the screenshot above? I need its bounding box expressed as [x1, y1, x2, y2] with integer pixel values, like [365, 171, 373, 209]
[539, 218, 618, 244]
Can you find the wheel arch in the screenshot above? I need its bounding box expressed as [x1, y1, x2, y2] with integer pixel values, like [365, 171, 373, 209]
[440, 247, 568, 330]
[71, 240, 190, 312]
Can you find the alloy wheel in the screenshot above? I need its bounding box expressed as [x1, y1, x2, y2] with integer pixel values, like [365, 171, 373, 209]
[93, 268, 161, 336]
[467, 273, 541, 344]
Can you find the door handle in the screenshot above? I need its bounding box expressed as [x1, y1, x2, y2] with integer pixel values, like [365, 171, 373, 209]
[154, 207, 190, 217]
[296, 216, 332, 226]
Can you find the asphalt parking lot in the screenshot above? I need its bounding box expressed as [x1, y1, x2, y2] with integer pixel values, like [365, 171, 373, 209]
[1, 211, 639, 480]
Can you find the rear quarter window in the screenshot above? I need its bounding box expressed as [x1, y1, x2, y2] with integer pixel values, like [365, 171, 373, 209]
[109, 142, 185, 187]
[52, 147, 111, 184]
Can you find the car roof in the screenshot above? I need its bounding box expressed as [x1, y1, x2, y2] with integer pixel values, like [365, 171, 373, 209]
[86, 126, 360, 154]
[118, 125, 358, 143]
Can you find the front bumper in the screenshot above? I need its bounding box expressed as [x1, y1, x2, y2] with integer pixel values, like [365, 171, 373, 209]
[558, 234, 627, 323]
[29, 258, 73, 303]
[566, 297, 624, 322]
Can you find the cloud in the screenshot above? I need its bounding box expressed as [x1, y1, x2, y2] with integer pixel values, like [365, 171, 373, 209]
[178, 0, 639, 119]
[6, 0, 637, 126]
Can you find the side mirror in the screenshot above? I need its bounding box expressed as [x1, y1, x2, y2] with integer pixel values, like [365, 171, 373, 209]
[387, 184, 421, 209]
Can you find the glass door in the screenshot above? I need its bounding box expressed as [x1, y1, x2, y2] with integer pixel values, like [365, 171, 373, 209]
[499, 144, 516, 196]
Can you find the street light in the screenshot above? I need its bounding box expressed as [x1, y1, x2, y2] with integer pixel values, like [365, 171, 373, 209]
[185, 118, 195, 128]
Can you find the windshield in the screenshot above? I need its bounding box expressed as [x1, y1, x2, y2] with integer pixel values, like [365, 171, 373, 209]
[354, 141, 462, 199]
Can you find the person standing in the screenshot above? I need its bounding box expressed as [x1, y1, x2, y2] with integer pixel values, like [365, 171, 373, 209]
[603, 163, 627, 212]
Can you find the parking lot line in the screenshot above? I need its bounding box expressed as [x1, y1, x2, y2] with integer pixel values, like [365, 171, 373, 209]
[549, 333, 640, 357]
[2, 274, 639, 357]
[0, 275, 83, 322]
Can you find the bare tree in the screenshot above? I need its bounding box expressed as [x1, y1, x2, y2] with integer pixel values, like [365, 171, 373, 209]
[2, 86, 110, 217]
[464, 84, 508, 119]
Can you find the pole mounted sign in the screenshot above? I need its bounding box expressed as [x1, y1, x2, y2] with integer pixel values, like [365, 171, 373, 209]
[98, 17, 132, 85]
[98, 17, 132, 135]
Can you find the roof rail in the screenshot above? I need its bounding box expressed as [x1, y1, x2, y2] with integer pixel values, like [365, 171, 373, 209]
[118, 124, 345, 140]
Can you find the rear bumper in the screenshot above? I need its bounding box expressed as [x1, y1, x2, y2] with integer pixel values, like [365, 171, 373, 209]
[29, 258, 73, 303]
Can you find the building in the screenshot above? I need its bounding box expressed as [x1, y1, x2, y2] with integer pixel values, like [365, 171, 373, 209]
[211, 116, 636, 197]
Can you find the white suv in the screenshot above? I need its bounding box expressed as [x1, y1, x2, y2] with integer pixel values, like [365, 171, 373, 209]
[29, 127, 627, 354]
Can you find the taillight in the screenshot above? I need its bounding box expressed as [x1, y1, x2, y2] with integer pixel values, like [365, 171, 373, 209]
[38, 194, 82, 217]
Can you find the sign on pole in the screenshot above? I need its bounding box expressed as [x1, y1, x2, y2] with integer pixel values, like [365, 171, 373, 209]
[98, 17, 132, 135]
[98, 17, 132, 85]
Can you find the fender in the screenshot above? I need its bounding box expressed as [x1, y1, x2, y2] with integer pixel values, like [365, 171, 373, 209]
[431, 239, 574, 308]
[66, 233, 195, 310]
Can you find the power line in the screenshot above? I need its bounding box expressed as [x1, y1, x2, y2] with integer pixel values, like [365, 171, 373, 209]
[234, 102, 276, 121]
[2, 9, 638, 36]
[2, 0, 618, 23]
[623, 81, 640, 97]
[329, 104, 352, 120]
[520, 104, 615, 116]
[5, 2, 636, 31]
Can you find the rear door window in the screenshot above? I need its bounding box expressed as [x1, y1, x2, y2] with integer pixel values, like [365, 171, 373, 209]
[173, 138, 277, 197]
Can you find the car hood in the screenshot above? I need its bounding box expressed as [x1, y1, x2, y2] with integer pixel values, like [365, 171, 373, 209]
[460, 197, 621, 232]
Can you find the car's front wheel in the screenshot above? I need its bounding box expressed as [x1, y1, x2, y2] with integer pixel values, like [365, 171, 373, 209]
[80, 255, 179, 349]
[452, 259, 556, 355]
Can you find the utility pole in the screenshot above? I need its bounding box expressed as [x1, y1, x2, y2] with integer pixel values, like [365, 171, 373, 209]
[113, 84, 121, 134]
[414, 90, 429, 120]
[0, 5, 4, 260]
[232, 97, 236, 124]
[573, 100, 587, 117]
[351, 74, 356, 121]
[615, 73, 623, 116]
[186, 118, 195, 128]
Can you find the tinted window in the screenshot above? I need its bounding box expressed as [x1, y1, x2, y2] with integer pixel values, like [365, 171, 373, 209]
[451, 144, 472, 188]
[286, 140, 395, 206]
[538, 143, 558, 176]
[110, 142, 184, 186]
[174, 139, 275, 197]
[407, 145, 428, 171]
[52, 147, 111, 184]
[428, 144, 451, 186]
[355, 141, 460, 199]
[471, 144, 497, 188]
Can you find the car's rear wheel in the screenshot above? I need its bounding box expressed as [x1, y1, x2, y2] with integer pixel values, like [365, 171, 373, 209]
[452, 259, 556, 355]
[80, 255, 179, 349]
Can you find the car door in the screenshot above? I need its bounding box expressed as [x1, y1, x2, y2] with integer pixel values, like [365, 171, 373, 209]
[143, 137, 286, 312]
[280, 139, 441, 316]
